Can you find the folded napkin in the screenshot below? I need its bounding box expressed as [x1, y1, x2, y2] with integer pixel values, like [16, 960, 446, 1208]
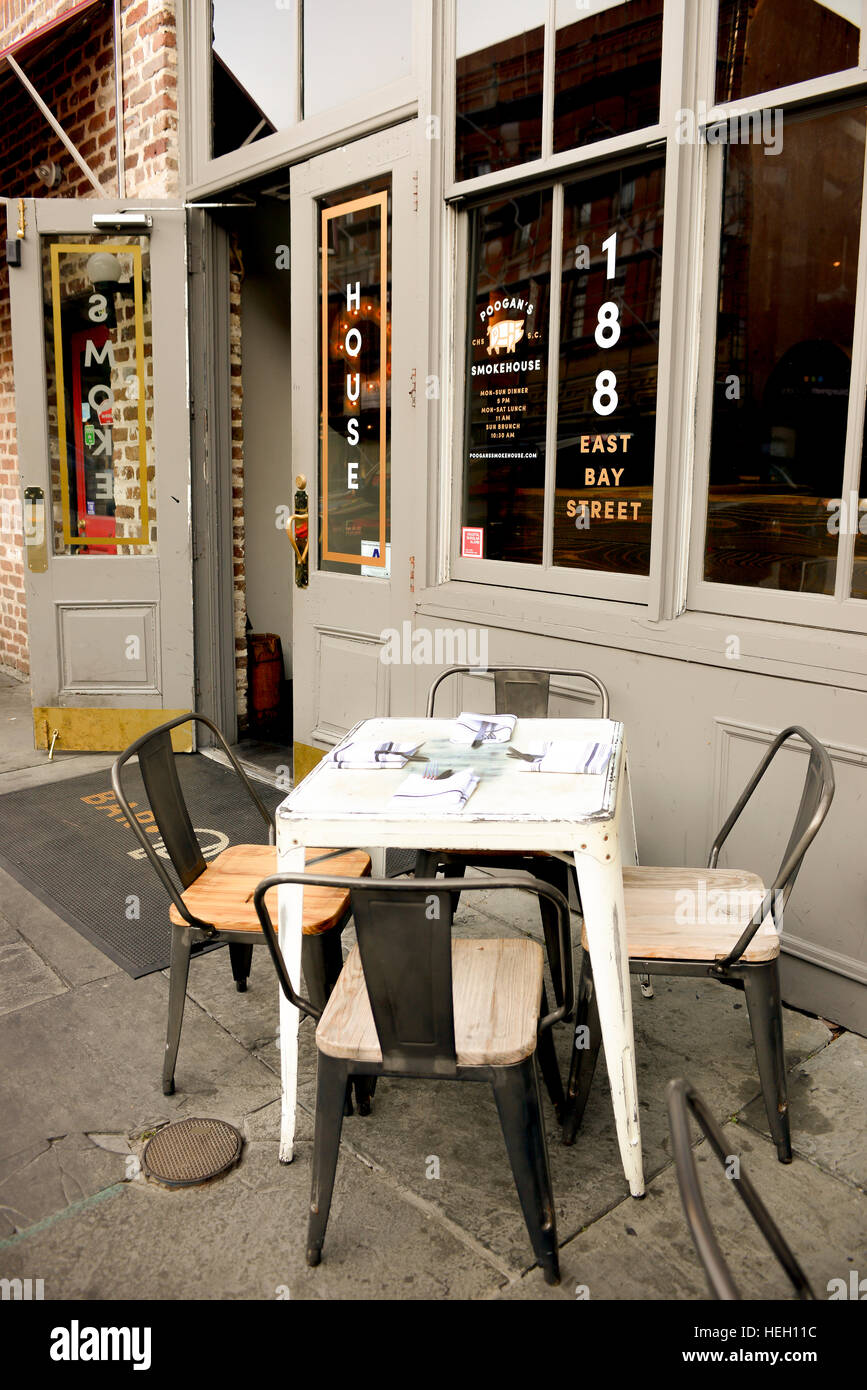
[327, 738, 421, 770]
[516, 739, 613, 775]
[389, 768, 479, 811]
[450, 712, 516, 745]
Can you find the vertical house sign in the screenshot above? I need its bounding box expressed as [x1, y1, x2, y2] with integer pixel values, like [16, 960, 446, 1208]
[320, 189, 388, 567]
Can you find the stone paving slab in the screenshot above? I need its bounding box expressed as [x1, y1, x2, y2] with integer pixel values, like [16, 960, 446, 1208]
[499, 1121, 867, 1301]
[0, 939, 67, 1016]
[0, 970, 281, 1234]
[0, 869, 120, 988]
[0, 1120, 506, 1301]
[742, 1030, 867, 1188]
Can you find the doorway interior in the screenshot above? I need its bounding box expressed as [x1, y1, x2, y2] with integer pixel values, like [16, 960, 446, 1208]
[192, 173, 294, 787]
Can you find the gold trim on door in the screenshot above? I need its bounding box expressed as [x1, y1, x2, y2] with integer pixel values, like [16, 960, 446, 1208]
[49, 241, 150, 548]
[33, 707, 193, 753]
[293, 740, 325, 784]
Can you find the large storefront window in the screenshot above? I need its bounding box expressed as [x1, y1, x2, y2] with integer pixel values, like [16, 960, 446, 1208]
[455, 0, 664, 183]
[211, 0, 298, 157]
[716, 0, 861, 104]
[554, 157, 663, 574]
[553, 0, 663, 156]
[463, 190, 552, 563]
[462, 157, 664, 575]
[704, 105, 866, 595]
[455, 0, 546, 183]
[304, 1, 412, 120]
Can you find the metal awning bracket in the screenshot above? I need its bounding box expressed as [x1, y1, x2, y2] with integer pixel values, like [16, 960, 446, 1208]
[4, 52, 103, 193]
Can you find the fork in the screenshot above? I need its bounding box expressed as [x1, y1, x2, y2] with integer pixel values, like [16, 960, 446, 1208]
[422, 761, 454, 781]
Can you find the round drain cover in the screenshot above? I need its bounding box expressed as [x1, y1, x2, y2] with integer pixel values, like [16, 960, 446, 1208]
[142, 1118, 243, 1188]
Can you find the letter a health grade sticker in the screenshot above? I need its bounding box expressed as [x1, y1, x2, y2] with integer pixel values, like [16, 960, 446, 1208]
[461, 527, 484, 559]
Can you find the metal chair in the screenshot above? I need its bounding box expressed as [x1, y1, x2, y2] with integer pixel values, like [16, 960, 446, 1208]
[255, 872, 574, 1284]
[564, 726, 835, 1161]
[667, 1079, 814, 1300]
[416, 665, 610, 1050]
[111, 713, 370, 1096]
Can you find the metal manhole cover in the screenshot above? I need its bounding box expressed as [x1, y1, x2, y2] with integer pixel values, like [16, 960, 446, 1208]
[142, 1118, 243, 1187]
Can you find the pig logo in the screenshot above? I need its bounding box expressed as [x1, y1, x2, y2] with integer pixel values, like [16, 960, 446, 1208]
[487, 318, 525, 356]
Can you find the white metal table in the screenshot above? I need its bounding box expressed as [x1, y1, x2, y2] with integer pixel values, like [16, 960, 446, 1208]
[275, 715, 644, 1196]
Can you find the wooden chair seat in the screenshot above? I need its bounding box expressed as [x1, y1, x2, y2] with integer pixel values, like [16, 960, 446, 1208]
[579, 866, 778, 964]
[316, 937, 544, 1066]
[169, 846, 371, 936]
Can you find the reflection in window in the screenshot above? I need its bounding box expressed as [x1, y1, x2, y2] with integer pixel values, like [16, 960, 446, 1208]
[705, 106, 866, 594]
[211, 0, 297, 158]
[319, 181, 391, 575]
[41, 237, 155, 556]
[553, 0, 663, 155]
[463, 190, 552, 564]
[554, 158, 664, 575]
[303, 0, 411, 120]
[716, 0, 860, 104]
[455, 0, 545, 182]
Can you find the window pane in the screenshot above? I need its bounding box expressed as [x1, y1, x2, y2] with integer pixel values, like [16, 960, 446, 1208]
[716, 0, 860, 104]
[455, 0, 546, 183]
[211, 0, 297, 158]
[303, 0, 411, 121]
[42, 236, 155, 556]
[554, 158, 664, 574]
[553, 0, 663, 156]
[462, 190, 553, 564]
[704, 106, 866, 594]
[319, 181, 391, 575]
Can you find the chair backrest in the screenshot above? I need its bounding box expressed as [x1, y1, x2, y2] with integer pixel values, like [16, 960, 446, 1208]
[253, 872, 574, 1076]
[136, 727, 206, 889]
[708, 726, 834, 914]
[666, 1079, 814, 1301]
[425, 665, 610, 719]
[112, 712, 274, 923]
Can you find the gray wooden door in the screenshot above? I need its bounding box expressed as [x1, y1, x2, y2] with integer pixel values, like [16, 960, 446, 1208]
[6, 198, 194, 751]
[289, 125, 426, 779]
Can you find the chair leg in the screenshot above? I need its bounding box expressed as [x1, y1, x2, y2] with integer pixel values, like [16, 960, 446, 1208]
[534, 858, 572, 1010]
[492, 1057, 560, 1286]
[414, 850, 441, 878]
[302, 932, 356, 1117]
[307, 1054, 351, 1267]
[536, 985, 565, 1121]
[163, 924, 192, 1096]
[562, 953, 603, 1146]
[301, 932, 343, 1013]
[741, 960, 792, 1163]
[228, 943, 254, 993]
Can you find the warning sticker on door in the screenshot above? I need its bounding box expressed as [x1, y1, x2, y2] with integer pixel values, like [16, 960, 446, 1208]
[461, 527, 484, 559]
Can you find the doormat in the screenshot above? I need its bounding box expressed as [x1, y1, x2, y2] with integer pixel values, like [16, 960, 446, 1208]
[0, 758, 422, 978]
[0, 757, 284, 978]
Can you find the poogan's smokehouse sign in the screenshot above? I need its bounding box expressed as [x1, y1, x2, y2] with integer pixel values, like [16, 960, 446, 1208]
[320, 190, 388, 568]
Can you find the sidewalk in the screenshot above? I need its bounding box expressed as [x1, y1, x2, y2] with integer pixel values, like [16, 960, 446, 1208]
[0, 672, 864, 1301]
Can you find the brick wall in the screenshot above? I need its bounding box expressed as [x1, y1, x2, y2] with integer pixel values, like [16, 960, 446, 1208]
[0, 0, 179, 678]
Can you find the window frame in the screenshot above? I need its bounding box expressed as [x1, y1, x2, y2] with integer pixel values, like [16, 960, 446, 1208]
[442, 0, 867, 632]
[443, 0, 689, 612]
[182, 0, 427, 200]
[686, 0, 867, 636]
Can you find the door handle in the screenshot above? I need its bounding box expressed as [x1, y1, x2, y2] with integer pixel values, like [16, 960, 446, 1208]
[286, 473, 309, 587]
[23, 486, 47, 572]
